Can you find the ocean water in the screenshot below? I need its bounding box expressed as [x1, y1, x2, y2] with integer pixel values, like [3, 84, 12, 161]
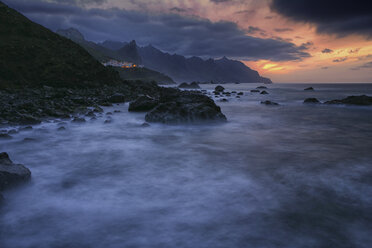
[1, 83, 372, 248]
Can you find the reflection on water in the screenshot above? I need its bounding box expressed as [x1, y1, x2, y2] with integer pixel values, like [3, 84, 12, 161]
[1, 83, 372, 248]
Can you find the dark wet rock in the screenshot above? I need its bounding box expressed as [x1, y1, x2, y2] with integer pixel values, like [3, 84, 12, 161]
[257, 86, 267, 89]
[114, 110, 121, 113]
[0, 152, 31, 191]
[261, 100, 279, 106]
[0, 133, 12, 139]
[214, 91, 221, 95]
[304, 98, 321, 104]
[251, 89, 260, 93]
[86, 111, 95, 117]
[108, 93, 125, 103]
[57, 126, 66, 131]
[128, 96, 159, 112]
[18, 114, 41, 125]
[141, 122, 150, 127]
[93, 107, 104, 113]
[178, 82, 200, 89]
[324, 95, 372, 106]
[72, 117, 86, 123]
[100, 101, 113, 107]
[236, 96, 240, 98]
[304, 87, 314, 91]
[145, 91, 227, 124]
[215, 85, 225, 92]
[221, 98, 228, 102]
[237, 92, 244, 95]
[104, 119, 112, 124]
[106, 112, 113, 115]
[260, 91, 269, 95]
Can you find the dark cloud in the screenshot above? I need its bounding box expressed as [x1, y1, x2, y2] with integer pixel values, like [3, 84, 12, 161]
[274, 28, 293, 32]
[210, 0, 232, 4]
[169, 7, 187, 13]
[333, 57, 348, 63]
[4, 0, 310, 61]
[322, 48, 333, 54]
[351, 61, 372, 70]
[271, 0, 372, 39]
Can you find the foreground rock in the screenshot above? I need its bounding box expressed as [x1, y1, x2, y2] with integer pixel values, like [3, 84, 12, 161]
[304, 98, 320, 104]
[0, 152, 31, 191]
[178, 82, 200, 89]
[128, 95, 159, 112]
[145, 89, 227, 124]
[324, 95, 372, 106]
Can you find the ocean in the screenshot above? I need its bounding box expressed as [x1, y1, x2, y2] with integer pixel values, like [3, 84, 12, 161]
[1, 83, 372, 248]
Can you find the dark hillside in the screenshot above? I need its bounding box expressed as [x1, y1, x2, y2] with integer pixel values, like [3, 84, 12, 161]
[0, 1, 120, 89]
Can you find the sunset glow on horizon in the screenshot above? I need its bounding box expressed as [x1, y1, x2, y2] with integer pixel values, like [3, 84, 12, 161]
[5, 0, 372, 83]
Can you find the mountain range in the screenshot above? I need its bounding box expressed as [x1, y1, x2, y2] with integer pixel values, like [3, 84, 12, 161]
[57, 28, 272, 84]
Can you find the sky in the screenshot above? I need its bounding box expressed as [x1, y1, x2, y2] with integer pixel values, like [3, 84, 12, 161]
[4, 0, 372, 83]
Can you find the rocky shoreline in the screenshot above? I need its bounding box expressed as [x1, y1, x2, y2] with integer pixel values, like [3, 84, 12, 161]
[0, 81, 227, 127]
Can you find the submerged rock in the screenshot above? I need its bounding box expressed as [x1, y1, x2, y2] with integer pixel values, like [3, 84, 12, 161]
[260, 91, 269, 95]
[304, 98, 321, 104]
[0, 133, 12, 139]
[324, 95, 372, 106]
[0, 152, 31, 191]
[141, 122, 150, 127]
[257, 86, 267, 89]
[261, 100, 279, 106]
[128, 96, 159, 112]
[304, 87, 314, 91]
[72, 117, 86, 123]
[251, 89, 260, 93]
[215, 85, 225, 92]
[145, 91, 227, 124]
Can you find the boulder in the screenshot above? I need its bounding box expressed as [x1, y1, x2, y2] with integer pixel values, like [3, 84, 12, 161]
[215, 85, 225, 92]
[0, 152, 31, 190]
[304, 98, 320, 104]
[260, 91, 269, 95]
[261, 100, 279, 106]
[304, 87, 314, 91]
[237, 92, 244, 95]
[108, 93, 125, 103]
[145, 91, 227, 124]
[324, 95, 372, 106]
[128, 96, 159, 112]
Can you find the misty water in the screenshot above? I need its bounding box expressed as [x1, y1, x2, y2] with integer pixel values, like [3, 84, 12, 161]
[1, 83, 372, 248]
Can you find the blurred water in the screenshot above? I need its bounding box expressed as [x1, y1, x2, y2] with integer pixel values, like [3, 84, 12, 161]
[1, 83, 372, 248]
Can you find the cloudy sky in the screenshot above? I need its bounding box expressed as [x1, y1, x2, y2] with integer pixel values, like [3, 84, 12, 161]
[4, 0, 372, 82]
